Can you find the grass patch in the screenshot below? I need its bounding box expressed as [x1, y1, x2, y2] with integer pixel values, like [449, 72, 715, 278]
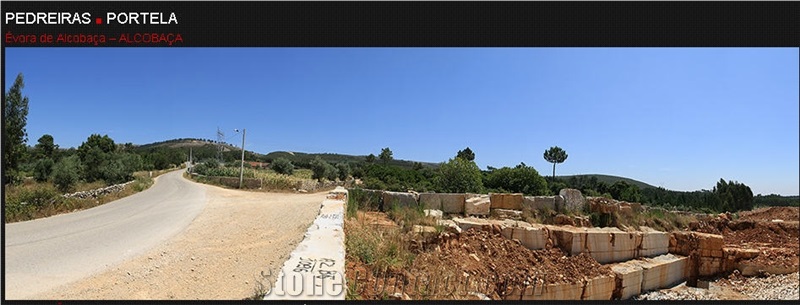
[191, 166, 320, 192]
[345, 211, 416, 277]
[4, 169, 166, 223]
[386, 201, 435, 233]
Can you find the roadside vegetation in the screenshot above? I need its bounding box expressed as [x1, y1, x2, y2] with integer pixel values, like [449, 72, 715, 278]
[4, 169, 172, 223]
[3, 73, 183, 222]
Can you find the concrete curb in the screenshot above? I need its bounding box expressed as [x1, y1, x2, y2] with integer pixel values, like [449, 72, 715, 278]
[264, 187, 348, 300]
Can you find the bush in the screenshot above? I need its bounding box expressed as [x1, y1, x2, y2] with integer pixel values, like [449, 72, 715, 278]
[100, 154, 139, 185]
[270, 157, 294, 175]
[310, 156, 338, 181]
[33, 158, 55, 182]
[435, 157, 483, 193]
[336, 163, 351, 181]
[484, 163, 548, 195]
[348, 188, 383, 212]
[52, 155, 82, 192]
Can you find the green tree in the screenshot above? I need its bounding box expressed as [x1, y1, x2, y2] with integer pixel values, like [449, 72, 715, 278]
[34, 134, 59, 160]
[310, 156, 331, 181]
[484, 163, 549, 195]
[33, 158, 55, 182]
[543, 146, 568, 180]
[610, 181, 642, 202]
[336, 162, 351, 180]
[3, 73, 30, 184]
[379, 147, 393, 164]
[270, 157, 295, 175]
[52, 155, 82, 192]
[456, 147, 475, 161]
[77, 134, 121, 182]
[325, 163, 339, 181]
[435, 157, 483, 193]
[713, 179, 753, 212]
[365, 154, 376, 163]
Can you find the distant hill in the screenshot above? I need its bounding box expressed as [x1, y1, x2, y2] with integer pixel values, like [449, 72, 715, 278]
[557, 174, 658, 190]
[135, 138, 438, 168]
[136, 138, 238, 151]
[263, 151, 439, 169]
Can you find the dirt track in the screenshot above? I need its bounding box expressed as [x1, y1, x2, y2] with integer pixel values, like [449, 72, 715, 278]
[35, 185, 327, 300]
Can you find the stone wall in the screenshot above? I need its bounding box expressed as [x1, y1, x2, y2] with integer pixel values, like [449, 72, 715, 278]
[347, 188, 581, 216]
[63, 181, 134, 199]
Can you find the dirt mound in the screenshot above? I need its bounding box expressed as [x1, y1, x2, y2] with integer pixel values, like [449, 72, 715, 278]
[724, 221, 800, 254]
[346, 228, 612, 300]
[411, 228, 611, 285]
[739, 207, 799, 222]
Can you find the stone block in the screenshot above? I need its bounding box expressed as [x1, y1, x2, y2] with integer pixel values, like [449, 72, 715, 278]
[582, 275, 615, 300]
[436, 219, 461, 234]
[424, 209, 443, 219]
[382, 191, 418, 208]
[698, 257, 723, 277]
[412, 225, 438, 236]
[640, 254, 688, 292]
[489, 193, 524, 210]
[669, 231, 723, 257]
[700, 249, 724, 258]
[440, 193, 466, 214]
[559, 189, 586, 213]
[452, 217, 490, 232]
[523, 196, 556, 211]
[696, 232, 724, 252]
[737, 260, 799, 276]
[465, 195, 490, 216]
[510, 226, 548, 250]
[418, 193, 442, 210]
[551, 227, 641, 264]
[493, 209, 523, 220]
[611, 262, 644, 300]
[723, 247, 760, 260]
[639, 227, 669, 258]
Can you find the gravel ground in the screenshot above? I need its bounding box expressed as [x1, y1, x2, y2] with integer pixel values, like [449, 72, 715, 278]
[35, 185, 328, 300]
[634, 272, 799, 300]
[716, 272, 800, 300]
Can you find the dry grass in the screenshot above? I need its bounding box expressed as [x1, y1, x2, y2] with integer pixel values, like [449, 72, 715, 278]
[3, 169, 171, 223]
[345, 211, 417, 277]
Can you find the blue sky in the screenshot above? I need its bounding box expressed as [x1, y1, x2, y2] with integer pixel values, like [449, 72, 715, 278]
[4, 48, 799, 195]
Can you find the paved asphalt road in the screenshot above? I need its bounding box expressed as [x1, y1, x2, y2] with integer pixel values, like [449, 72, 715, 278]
[4, 170, 207, 299]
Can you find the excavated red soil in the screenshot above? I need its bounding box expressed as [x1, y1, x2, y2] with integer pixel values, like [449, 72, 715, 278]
[346, 225, 612, 300]
[739, 207, 799, 222]
[724, 221, 799, 251]
[690, 207, 800, 272]
[409, 229, 611, 286]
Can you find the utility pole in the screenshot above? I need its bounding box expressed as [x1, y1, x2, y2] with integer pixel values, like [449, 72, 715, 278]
[189, 147, 193, 172]
[238, 128, 246, 189]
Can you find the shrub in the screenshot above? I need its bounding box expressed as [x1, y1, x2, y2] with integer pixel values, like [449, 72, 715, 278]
[348, 188, 383, 212]
[484, 163, 549, 195]
[310, 156, 338, 181]
[33, 158, 55, 182]
[336, 163, 351, 181]
[435, 157, 483, 193]
[52, 155, 82, 192]
[5, 183, 59, 207]
[269, 157, 294, 175]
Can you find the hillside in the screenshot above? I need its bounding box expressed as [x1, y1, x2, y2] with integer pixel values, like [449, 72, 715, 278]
[557, 174, 658, 190]
[135, 139, 437, 168]
[263, 151, 438, 169]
